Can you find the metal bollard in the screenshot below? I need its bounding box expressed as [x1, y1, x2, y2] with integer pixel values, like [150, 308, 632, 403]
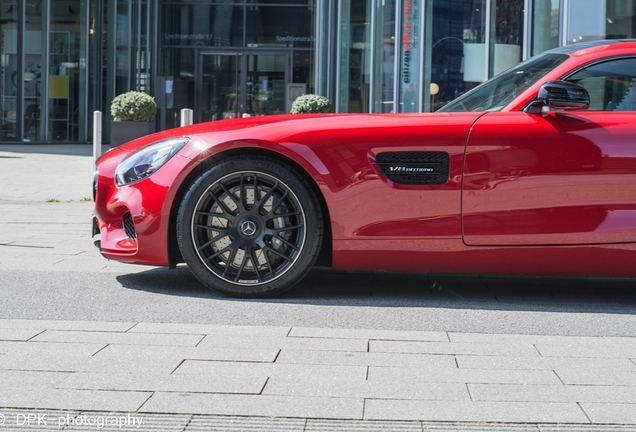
[180, 108, 193, 127]
[93, 111, 102, 163]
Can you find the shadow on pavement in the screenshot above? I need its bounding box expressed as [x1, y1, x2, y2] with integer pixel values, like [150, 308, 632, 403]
[116, 265, 636, 314]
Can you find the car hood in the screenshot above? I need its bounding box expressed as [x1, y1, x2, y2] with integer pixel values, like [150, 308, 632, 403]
[113, 112, 485, 156]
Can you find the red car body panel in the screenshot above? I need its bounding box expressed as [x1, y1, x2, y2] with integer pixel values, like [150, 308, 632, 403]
[463, 111, 636, 246]
[95, 113, 479, 263]
[94, 41, 636, 278]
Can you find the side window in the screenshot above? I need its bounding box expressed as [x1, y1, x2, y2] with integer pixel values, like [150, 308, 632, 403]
[567, 58, 636, 111]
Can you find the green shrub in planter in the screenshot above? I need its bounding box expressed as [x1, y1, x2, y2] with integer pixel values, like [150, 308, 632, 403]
[110, 91, 157, 147]
[110, 91, 157, 122]
[290, 94, 332, 114]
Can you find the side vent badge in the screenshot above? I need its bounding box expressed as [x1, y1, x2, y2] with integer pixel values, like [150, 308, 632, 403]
[374, 151, 450, 185]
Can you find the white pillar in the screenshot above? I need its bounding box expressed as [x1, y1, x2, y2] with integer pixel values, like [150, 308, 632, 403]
[180, 109, 193, 127]
[93, 111, 102, 163]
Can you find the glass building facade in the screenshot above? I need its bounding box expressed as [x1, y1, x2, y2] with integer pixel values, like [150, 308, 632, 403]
[1, 0, 635, 144]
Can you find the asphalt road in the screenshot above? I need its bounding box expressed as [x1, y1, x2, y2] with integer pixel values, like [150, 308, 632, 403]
[2, 261, 635, 336]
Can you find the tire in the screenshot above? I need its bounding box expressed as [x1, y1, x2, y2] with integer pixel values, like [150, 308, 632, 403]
[177, 156, 323, 297]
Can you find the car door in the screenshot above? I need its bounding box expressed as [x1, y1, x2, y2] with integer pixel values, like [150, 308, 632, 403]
[462, 57, 636, 246]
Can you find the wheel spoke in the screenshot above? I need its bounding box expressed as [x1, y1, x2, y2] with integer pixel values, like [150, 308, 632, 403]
[193, 223, 220, 230]
[195, 210, 222, 217]
[263, 211, 302, 222]
[275, 223, 304, 232]
[272, 234, 301, 252]
[203, 245, 232, 263]
[197, 230, 230, 251]
[239, 173, 249, 212]
[253, 174, 259, 203]
[219, 182, 240, 208]
[251, 249, 263, 281]
[194, 220, 230, 230]
[257, 181, 280, 213]
[207, 190, 235, 220]
[222, 247, 240, 278]
[261, 247, 274, 277]
[234, 249, 249, 282]
[264, 245, 294, 263]
[269, 190, 289, 215]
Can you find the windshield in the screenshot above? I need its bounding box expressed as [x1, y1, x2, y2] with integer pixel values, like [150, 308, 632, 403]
[438, 53, 569, 112]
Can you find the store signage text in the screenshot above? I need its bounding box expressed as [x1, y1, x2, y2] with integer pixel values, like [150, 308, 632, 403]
[164, 33, 215, 41]
[402, 0, 418, 84]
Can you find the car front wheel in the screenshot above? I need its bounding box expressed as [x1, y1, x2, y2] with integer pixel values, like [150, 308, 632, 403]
[177, 156, 323, 297]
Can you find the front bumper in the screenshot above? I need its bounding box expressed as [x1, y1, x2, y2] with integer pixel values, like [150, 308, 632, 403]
[92, 145, 196, 267]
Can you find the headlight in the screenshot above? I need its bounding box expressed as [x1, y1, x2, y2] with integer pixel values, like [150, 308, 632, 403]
[115, 137, 189, 186]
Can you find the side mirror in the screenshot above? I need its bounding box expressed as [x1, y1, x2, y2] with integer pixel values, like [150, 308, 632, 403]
[526, 80, 590, 113]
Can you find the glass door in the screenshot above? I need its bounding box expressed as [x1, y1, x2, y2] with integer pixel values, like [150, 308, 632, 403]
[199, 53, 241, 122]
[245, 54, 287, 116]
[198, 51, 289, 122]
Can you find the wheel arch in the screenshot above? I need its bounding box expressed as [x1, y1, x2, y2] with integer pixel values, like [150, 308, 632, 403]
[166, 145, 333, 269]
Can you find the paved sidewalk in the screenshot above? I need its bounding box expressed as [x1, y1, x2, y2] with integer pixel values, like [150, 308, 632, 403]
[1, 145, 635, 431]
[1, 319, 636, 431]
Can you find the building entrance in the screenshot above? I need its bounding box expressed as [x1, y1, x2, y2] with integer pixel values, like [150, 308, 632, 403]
[197, 51, 290, 122]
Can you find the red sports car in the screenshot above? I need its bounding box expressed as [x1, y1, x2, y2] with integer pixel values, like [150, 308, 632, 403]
[93, 40, 636, 297]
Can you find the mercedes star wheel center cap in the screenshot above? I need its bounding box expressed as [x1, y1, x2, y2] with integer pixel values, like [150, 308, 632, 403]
[240, 219, 258, 237]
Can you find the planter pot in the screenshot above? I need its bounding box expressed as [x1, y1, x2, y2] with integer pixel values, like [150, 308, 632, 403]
[110, 121, 155, 148]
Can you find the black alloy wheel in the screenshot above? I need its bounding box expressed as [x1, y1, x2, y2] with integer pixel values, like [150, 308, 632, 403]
[177, 156, 323, 297]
